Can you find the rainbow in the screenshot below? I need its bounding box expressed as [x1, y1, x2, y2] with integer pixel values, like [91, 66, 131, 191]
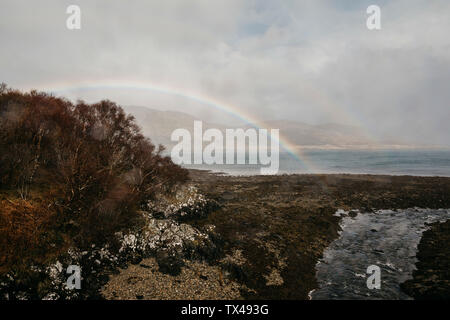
[20, 79, 346, 172]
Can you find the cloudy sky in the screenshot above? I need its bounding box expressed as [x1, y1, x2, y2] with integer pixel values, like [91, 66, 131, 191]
[1, 0, 449, 146]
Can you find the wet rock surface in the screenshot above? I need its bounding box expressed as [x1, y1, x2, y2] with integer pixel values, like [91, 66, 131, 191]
[401, 219, 450, 299]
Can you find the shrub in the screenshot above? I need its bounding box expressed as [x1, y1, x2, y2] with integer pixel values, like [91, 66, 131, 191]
[0, 84, 189, 274]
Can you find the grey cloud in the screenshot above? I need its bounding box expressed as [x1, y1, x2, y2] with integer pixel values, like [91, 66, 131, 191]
[1, 0, 449, 146]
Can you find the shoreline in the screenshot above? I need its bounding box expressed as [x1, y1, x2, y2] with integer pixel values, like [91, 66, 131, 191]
[102, 170, 450, 299]
[401, 219, 450, 299]
[184, 167, 450, 178]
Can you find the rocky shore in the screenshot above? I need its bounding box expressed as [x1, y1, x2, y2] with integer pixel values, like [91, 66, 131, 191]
[401, 219, 450, 299]
[102, 170, 450, 300]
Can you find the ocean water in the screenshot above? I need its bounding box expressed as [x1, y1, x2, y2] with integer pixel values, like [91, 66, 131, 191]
[183, 149, 450, 176]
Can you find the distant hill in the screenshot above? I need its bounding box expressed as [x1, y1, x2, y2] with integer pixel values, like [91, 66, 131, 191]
[256, 120, 374, 147]
[123, 106, 395, 150]
[123, 106, 228, 148]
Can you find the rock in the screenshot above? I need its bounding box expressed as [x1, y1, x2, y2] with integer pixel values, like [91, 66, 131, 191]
[156, 250, 184, 276]
[349, 210, 358, 218]
[146, 185, 218, 222]
[117, 216, 218, 263]
[130, 254, 143, 265]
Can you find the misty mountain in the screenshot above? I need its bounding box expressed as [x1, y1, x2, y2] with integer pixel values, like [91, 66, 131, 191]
[258, 120, 375, 147]
[123, 106, 228, 149]
[123, 106, 380, 150]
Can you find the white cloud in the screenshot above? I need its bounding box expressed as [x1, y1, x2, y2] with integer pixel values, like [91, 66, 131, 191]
[1, 0, 449, 145]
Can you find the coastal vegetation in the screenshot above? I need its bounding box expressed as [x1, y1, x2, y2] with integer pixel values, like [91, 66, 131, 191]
[0, 85, 189, 298]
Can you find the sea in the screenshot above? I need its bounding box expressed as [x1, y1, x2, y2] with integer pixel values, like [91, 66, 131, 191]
[182, 149, 450, 177]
